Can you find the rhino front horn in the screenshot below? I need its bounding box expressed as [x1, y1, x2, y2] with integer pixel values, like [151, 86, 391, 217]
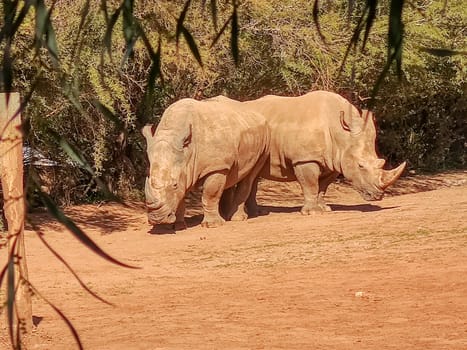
[380, 161, 407, 190]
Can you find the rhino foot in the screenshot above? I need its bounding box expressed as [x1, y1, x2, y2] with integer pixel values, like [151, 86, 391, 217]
[230, 210, 248, 222]
[300, 203, 331, 215]
[201, 216, 225, 228]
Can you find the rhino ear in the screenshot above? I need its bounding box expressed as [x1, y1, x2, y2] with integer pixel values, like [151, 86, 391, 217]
[340, 110, 362, 135]
[339, 111, 351, 131]
[142, 124, 156, 139]
[181, 124, 192, 148]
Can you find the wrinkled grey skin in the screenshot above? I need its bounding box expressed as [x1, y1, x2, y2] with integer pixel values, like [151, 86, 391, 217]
[241, 91, 406, 215]
[143, 96, 270, 229]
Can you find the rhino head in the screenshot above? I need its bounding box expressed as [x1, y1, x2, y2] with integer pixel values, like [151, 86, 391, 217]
[339, 109, 406, 201]
[142, 123, 192, 225]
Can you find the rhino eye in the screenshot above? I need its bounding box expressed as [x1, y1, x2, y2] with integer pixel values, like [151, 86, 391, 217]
[172, 183, 178, 189]
[358, 163, 365, 169]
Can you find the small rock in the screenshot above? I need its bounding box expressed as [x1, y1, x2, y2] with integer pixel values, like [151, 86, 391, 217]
[355, 291, 365, 298]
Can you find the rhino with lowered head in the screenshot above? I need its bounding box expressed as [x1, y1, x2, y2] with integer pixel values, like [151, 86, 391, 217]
[242, 90, 406, 214]
[143, 96, 270, 229]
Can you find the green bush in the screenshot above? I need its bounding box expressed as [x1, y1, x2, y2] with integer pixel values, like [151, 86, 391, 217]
[2, 0, 465, 203]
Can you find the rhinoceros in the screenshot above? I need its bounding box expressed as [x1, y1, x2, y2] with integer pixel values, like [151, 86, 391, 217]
[242, 90, 406, 214]
[143, 96, 270, 229]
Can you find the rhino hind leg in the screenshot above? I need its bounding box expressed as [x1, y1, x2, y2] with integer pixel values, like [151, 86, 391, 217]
[294, 162, 328, 215]
[245, 178, 260, 218]
[201, 171, 227, 228]
[174, 200, 187, 230]
[230, 151, 268, 221]
[229, 178, 255, 222]
[317, 172, 339, 212]
[219, 186, 235, 220]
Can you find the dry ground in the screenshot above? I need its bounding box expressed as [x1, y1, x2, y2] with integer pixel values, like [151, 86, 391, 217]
[1, 171, 467, 349]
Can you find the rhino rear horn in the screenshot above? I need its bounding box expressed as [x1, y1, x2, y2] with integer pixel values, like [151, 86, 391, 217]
[361, 109, 374, 130]
[380, 161, 407, 189]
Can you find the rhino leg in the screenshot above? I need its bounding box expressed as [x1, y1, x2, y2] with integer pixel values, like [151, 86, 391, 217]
[201, 171, 227, 228]
[229, 177, 257, 222]
[174, 200, 187, 230]
[317, 172, 339, 212]
[231, 150, 268, 221]
[219, 186, 235, 220]
[245, 178, 259, 217]
[293, 162, 326, 215]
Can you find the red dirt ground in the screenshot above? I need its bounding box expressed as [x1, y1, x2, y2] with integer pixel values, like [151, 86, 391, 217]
[1, 171, 467, 350]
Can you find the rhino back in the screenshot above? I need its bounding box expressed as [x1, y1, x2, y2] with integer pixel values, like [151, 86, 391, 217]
[156, 97, 269, 187]
[244, 91, 356, 179]
[194, 97, 269, 186]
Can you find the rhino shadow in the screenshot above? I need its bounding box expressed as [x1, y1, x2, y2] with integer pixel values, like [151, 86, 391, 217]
[255, 203, 397, 215]
[329, 203, 398, 212]
[148, 214, 204, 234]
[27, 203, 145, 235]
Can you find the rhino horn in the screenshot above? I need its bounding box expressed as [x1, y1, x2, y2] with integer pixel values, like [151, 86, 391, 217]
[361, 110, 373, 130]
[380, 161, 406, 190]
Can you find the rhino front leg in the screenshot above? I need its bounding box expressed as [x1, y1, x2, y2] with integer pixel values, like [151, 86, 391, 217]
[293, 162, 323, 215]
[201, 171, 227, 228]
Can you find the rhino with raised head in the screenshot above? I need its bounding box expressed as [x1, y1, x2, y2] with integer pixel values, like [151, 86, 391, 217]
[143, 96, 270, 229]
[242, 90, 406, 214]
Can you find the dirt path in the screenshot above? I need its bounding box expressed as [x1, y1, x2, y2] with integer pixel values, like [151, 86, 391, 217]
[1, 172, 467, 349]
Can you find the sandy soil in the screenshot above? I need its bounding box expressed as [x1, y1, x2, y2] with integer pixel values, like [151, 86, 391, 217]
[1, 171, 467, 350]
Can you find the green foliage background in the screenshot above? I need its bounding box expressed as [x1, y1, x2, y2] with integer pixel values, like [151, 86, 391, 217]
[3, 0, 466, 203]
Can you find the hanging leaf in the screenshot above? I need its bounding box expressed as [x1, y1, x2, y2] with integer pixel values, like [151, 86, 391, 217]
[103, 6, 122, 57]
[45, 18, 59, 63]
[101, 0, 110, 24]
[231, 4, 239, 65]
[28, 281, 84, 350]
[181, 26, 203, 66]
[176, 0, 192, 46]
[1, 2, 31, 44]
[388, 0, 405, 76]
[91, 99, 124, 130]
[47, 130, 122, 202]
[33, 227, 113, 305]
[210, 0, 219, 31]
[362, 0, 378, 50]
[337, 5, 368, 76]
[121, 35, 139, 66]
[5, 237, 18, 347]
[34, 0, 48, 50]
[147, 44, 162, 91]
[420, 47, 467, 57]
[139, 27, 163, 87]
[36, 189, 138, 269]
[76, 0, 91, 41]
[312, 0, 327, 45]
[210, 14, 233, 48]
[121, 0, 137, 64]
[2, 43, 13, 93]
